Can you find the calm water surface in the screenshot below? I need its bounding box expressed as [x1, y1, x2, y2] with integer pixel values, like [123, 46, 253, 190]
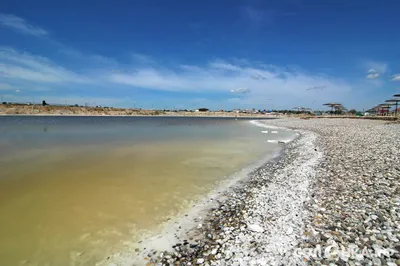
[0, 116, 293, 265]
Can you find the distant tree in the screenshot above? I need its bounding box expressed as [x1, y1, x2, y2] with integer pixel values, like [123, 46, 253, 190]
[348, 109, 357, 115]
[42, 100, 48, 106]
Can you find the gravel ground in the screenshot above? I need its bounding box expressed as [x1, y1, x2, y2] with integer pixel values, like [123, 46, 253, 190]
[137, 118, 400, 266]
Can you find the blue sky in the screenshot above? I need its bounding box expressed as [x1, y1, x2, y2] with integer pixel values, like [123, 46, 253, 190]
[1, 0, 400, 110]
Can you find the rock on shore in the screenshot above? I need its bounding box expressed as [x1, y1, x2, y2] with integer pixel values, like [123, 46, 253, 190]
[136, 119, 400, 266]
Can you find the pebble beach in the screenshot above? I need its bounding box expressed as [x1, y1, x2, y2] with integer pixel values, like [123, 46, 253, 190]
[123, 118, 399, 266]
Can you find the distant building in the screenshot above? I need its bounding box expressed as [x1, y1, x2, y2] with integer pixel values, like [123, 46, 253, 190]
[195, 108, 209, 112]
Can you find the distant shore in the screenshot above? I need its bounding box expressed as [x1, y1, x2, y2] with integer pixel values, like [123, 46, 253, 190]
[0, 104, 275, 118]
[1, 104, 398, 122]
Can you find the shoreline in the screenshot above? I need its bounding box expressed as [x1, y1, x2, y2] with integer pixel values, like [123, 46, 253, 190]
[98, 121, 296, 266]
[1, 113, 398, 123]
[103, 118, 400, 266]
[100, 120, 313, 265]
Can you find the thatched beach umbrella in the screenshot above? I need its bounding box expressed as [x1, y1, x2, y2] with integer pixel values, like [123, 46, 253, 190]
[323, 102, 344, 115]
[366, 106, 380, 115]
[378, 104, 392, 116]
[323, 102, 336, 113]
[385, 99, 400, 116]
[292, 106, 303, 112]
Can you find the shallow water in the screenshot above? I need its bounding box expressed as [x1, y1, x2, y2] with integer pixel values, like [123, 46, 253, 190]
[0, 116, 294, 265]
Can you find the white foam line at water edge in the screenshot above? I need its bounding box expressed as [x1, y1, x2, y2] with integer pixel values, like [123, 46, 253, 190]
[267, 139, 291, 144]
[250, 120, 298, 144]
[250, 120, 285, 130]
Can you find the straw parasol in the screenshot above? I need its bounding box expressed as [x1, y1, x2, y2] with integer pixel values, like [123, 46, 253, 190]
[323, 102, 345, 114]
[292, 106, 304, 112]
[386, 98, 400, 116]
[377, 104, 392, 115]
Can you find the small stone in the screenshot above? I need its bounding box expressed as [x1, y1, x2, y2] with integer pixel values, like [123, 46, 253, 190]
[196, 258, 205, 264]
[372, 257, 381, 266]
[286, 227, 294, 235]
[247, 224, 264, 233]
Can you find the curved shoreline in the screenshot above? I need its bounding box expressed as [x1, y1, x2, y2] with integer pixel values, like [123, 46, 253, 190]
[100, 118, 400, 266]
[100, 120, 320, 266]
[97, 121, 292, 265]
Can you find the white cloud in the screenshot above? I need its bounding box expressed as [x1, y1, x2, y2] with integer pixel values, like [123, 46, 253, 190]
[366, 72, 380, 79]
[392, 74, 400, 81]
[363, 61, 387, 74]
[1, 47, 355, 109]
[251, 73, 267, 80]
[307, 86, 326, 90]
[0, 13, 47, 36]
[109, 59, 353, 108]
[363, 61, 387, 80]
[231, 88, 251, 94]
[209, 61, 243, 72]
[0, 47, 91, 84]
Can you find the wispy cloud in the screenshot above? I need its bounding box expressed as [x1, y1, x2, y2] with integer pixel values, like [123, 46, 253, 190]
[363, 61, 387, 80]
[0, 47, 91, 84]
[366, 72, 380, 79]
[109, 58, 353, 108]
[307, 86, 326, 90]
[0, 13, 47, 36]
[1, 46, 355, 109]
[231, 88, 251, 94]
[392, 74, 400, 81]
